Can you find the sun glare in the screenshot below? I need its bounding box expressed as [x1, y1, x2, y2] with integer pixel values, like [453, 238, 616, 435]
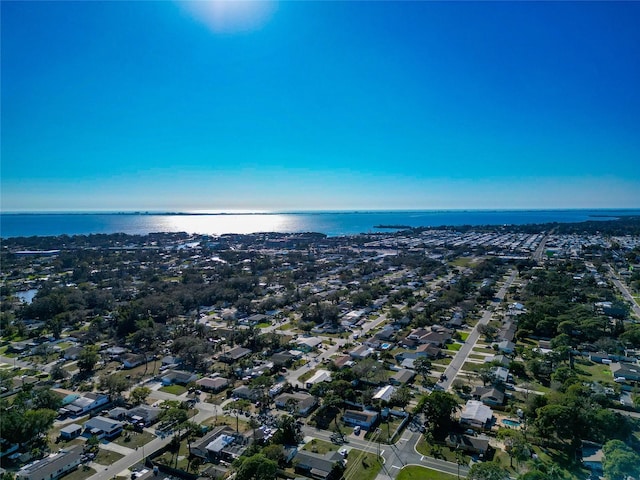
[179, 0, 276, 34]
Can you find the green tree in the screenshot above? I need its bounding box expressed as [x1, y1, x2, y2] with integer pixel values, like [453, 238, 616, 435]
[130, 386, 151, 405]
[272, 415, 301, 446]
[603, 440, 640, 480]
[233, 453, 278, 480]
[262, 444, 285, 465]
[468, 461, 510, 480]
[99, 374, 130, 399]
[77, 346, 99, 373]
[418, 391, 459, 440]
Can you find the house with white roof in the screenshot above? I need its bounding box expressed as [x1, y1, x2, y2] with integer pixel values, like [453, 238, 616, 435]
[460, 400, 493, 429]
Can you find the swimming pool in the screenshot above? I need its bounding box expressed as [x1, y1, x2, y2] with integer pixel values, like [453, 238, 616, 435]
[502, 419, 521, 427]
[381, 343, 391, 350]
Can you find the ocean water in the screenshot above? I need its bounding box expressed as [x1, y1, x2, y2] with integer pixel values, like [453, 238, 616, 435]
[1, 210, 638, 239]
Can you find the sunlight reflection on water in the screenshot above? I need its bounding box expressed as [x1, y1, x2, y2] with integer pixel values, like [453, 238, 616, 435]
[154, 214, 294, 235]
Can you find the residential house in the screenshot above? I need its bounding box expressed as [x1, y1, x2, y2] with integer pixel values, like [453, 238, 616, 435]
[296, 337, 323, 352]
[232, 386, 261, 401]
[372, 385, 395, 402]
[349, 345, 374, 360]
[269, 351, 296, 367]
[16, 445, 83, 480]
[611, 363, 640, 382]
[83, 416, 124, 440]
[305, 370, 332, 390]
[446, 434, 490, 455]
[62, 346, 82, 361]
[62, 392, 109, 417]
[390, 369, 415, 386]
[460, 401, 493, 429]
[373, 327, 395, 341]
[342, 409, 379, 430]
[293, 450, 343, 480]
[220, 346, 252, 363]
[274, 392, 317, 416]
[496, 340, 516, 354]
[582, 442, 604, 475]
[490, 366, 510, 384]
[472, 387, 505, 407]
[191, 426, 247, 463]
[415, 344, 442, 359]
[332, 355, 353, 370]
[161, 370, 197, 386]
[121, 353, 146, 369]
[196, 377, 230, 393]
[127, 405, 162, 426]
[59, 424, 82, 440]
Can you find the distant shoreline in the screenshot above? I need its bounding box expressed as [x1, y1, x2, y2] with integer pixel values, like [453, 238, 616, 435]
[2, 208, 639, 216]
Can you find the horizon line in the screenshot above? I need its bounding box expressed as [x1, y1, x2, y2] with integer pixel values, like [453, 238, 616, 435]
[2, 207, 640, 216]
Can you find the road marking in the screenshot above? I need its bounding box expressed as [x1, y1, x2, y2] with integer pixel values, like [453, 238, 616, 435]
[421, 456, 424, 461]
[391, 466, 401, 469]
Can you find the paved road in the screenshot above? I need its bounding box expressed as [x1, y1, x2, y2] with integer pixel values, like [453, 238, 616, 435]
[533, 230, 554, 262]
[440, 270, 517, 391]
[607, 265, 640, 320]
[300, 424, 469, 480]
[0, 354, 33, 370]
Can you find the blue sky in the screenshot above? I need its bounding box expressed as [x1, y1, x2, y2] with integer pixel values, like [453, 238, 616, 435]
[2, 0, 639, 211]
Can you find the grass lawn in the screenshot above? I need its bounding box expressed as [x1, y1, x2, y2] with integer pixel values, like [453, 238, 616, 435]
[303, 439, 337, 455]
[203, 415, 251, 433]
[297, 368, 317, 383]
[446, 343, 462, 352]
[94, 449, 125, 465]
[573, 360, 615, 384]
[468, 354, 488, 360]
[159, 384, 187, 395]
[61, 466, 96, 480]
[458, 332, 470, 341]
[431, 357, 452, 366]
[278, 322, 293, 330]
[415, 436, 472, 465]
[112, 431, 156, 449]
[461, 362, 485, 373]
[397, 466, 457, 480]
[472, 346, 497, 354]
[449, 257, 475, 268]
[256, 322, 271, 328]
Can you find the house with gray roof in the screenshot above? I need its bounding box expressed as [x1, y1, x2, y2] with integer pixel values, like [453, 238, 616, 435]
[446, 434, 490, 455]
[83, 416, 124, 440]
[390, 369, 415, 386]
[196, 377, 230, 392]
[161, 370, 197, 386]
[16, 445, 83, 480]
[293, 450, 343, 480]
[274, 392, 317, 416]
[342, 409, 378, 430]
[472, 386, 505, 407]
[220, 346, 252, 363]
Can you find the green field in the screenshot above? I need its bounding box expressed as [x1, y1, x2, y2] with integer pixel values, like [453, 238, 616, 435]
[397, 466, 457, 480]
